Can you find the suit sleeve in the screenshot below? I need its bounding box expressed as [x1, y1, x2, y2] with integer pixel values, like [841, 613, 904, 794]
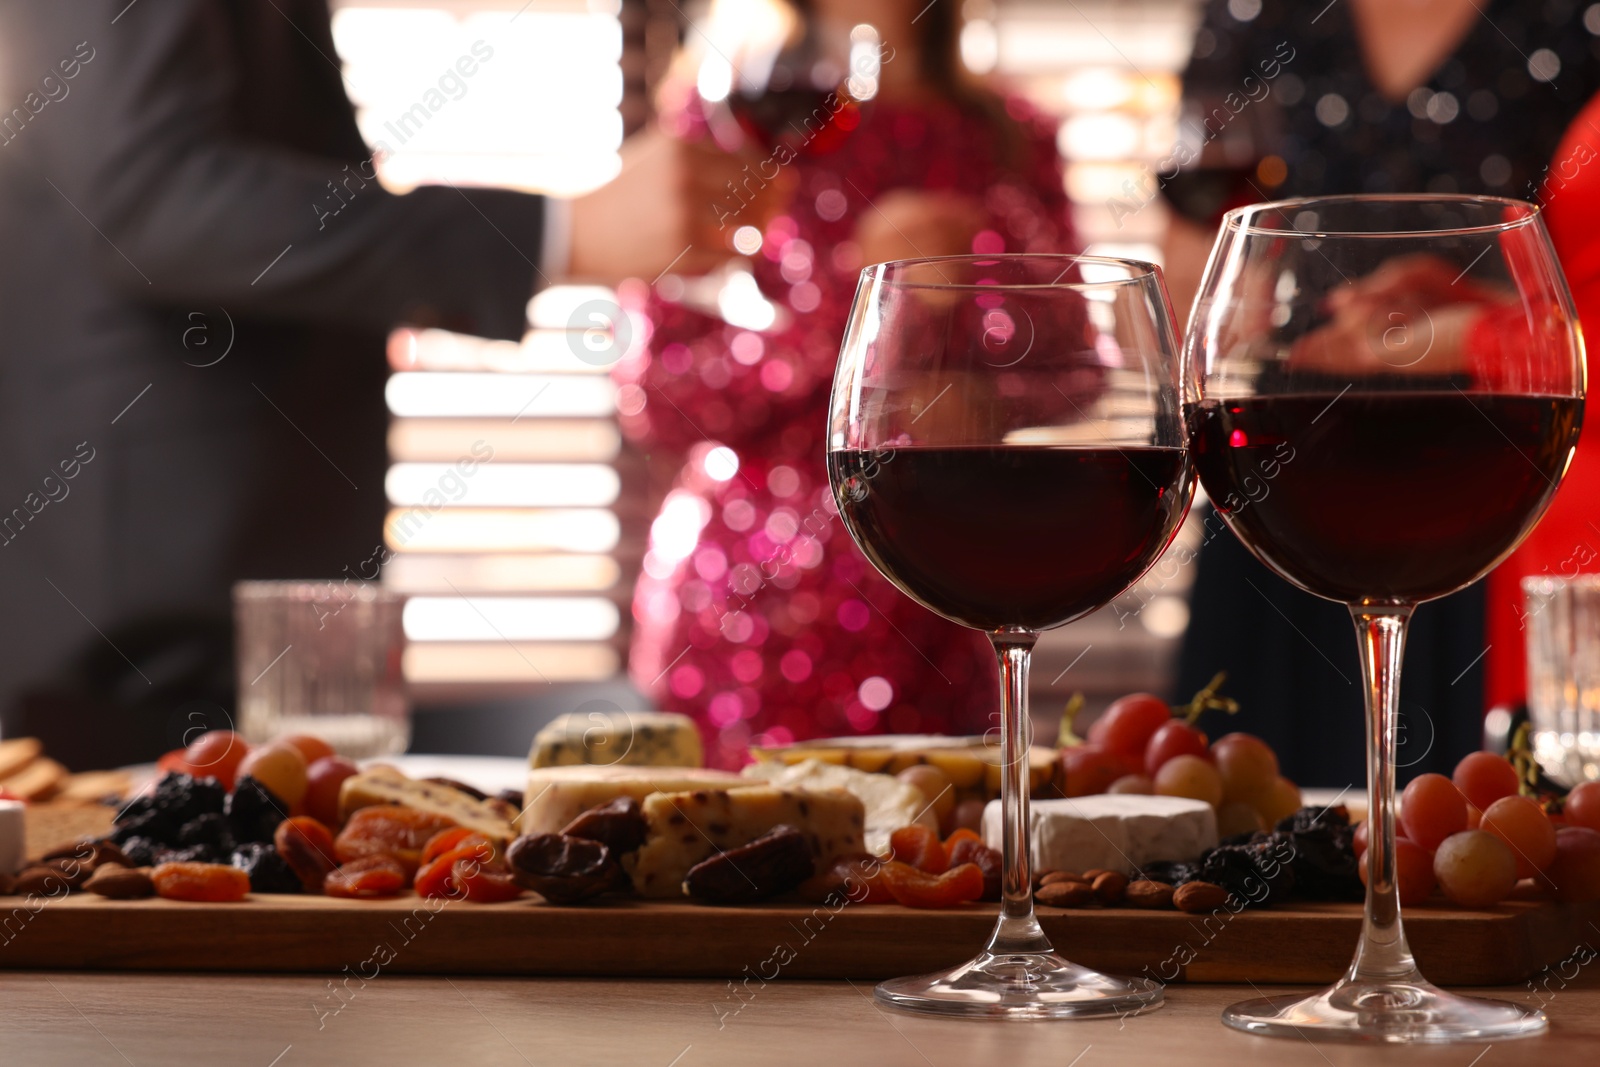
[12, 0, 543, 340]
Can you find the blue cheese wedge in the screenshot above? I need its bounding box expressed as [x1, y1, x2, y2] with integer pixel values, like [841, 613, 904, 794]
[529, 710, 703, 769]
[983, 795, 1218, 876]
[521, 765, 742, 835]
[338, 766, 518, 842]
[627, 785, 866, 898]
[742, 758, 935, 855]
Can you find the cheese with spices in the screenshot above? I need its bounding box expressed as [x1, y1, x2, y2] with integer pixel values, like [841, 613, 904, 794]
[529, 710, 703, 769]
[748, 735, 1061, 799]
[627, 785, 866, 897]
[741, 758, 934, 855]
[338, 766, 518, 842]
[521, 765, 741, 835]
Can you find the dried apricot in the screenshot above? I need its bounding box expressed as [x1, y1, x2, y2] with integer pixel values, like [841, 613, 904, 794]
[335, 806, 458, 875]
[452, 858, 523, 903]
[948, 837, 1002, 902]
[414, 842, 493, 899]
[274, 816, 338, 892]
[152, 862, 250, 902]
[420, 827, 491, 867]
[324, 856, 407, 899]
[798, 854, 893, 904]
[888, 825, 948, 874]
[880, 860, 984, 908]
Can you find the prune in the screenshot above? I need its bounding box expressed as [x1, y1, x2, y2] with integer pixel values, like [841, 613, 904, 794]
[159, 843, 226, 865]
[114, 792, 159, 826]
[684, 826, 814, 905]
[153, 772, 227, 824]
[226, 776, 291, 844]
[178, 813, 235, 853]
[1274, 824, 1363, 901]
[231, 841, 302, 894]
[1276, 804, 1351, 834]
[117, 836, 160, 867]
[1141, 860, 1200, 886]
[110, 809, 177, 847]
[1199, 841, 1295, 907]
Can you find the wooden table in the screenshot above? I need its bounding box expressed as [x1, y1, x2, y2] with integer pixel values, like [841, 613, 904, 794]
[3, 971, 1595, 1066]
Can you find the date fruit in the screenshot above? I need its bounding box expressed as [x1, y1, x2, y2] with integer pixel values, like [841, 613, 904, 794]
[685, 825, 814, 905]
[506, 833, 616, 904]
[561, 797, 648, 857]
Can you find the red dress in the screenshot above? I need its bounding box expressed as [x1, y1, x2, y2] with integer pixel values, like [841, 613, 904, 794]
[613, 92, 1075, 767]
[1484, 95, 1600, 710]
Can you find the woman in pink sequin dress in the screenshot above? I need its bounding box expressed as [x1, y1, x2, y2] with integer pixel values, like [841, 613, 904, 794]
[614, 0, 1076, 767]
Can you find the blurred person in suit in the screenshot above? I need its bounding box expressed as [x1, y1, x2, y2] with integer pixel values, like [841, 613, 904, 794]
[0, 0, 764, 765]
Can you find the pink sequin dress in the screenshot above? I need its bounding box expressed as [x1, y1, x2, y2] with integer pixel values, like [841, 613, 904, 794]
[614, 92, 1075, 768]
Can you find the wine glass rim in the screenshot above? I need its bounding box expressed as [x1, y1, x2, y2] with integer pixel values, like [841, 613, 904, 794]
[861, 253, 1160, 291]
[1222, 193, 1543, 238]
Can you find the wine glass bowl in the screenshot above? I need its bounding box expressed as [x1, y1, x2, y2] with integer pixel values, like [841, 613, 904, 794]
[1183, 195, 1584, 1042]
[829, 254, 1193, 1018]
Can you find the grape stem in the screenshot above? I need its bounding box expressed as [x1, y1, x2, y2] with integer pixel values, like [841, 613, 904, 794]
[1056, 693, 1086, 747]
[1180, 670, 1240, 727]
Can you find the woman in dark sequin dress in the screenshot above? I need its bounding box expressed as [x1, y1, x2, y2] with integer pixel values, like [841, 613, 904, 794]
[1162, 0, 1600, 784]
[613, 0, 1075, 766]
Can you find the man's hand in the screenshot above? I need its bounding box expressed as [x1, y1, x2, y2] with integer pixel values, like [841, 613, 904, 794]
[567, 126, 789, 287]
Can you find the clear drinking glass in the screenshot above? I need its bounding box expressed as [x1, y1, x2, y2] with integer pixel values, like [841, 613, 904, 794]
[234, 580, 409, 757]
[1185, 195, 1584, 1041]
[828, 254, 1193, 1018]
[1523, 575, 1600, 786]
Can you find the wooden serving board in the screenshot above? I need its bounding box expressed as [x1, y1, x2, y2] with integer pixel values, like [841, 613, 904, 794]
[2, 894, 1594, 986]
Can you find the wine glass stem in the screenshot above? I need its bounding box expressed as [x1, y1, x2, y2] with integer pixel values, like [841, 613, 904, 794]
[984, 627, 1053, 956]
[1348, 606, 1422, 984]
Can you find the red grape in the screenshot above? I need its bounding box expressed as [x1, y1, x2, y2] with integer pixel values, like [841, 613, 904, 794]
[304, 756, 360, 828]
[1107, 773, 1153, 795]
[1547, 826, 1600, 902]
[1434, 830, 1518, 907]
[1061, 746, 1134, 797]
[1143, 720, 1208, 777]
[181, 730, 250, 790]
[281, 734, 337, 767]
[1258, 776, 1303, 828]
[1400, 773, 1468, 852]
[1565, 781, 1600, 833]
[1478, 795, 1557, 878]
[1211, 732, 1279, 805]
[1360, 836, 1436, 905]
[1091, 693, 1171, 758]
[1451, 751, 1520, 812]
[1153, 754, 1223, 808]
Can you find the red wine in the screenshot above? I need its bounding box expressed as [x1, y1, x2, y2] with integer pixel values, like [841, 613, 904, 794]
[728, 88, 859, 156]
[1188, 392, 1582, 604]
[829, 446, 1191, 631]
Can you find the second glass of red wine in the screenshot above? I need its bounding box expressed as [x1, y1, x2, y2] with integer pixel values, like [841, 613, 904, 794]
[1184, 194, 1584, 1042]
[829, 254, 1193, 1018]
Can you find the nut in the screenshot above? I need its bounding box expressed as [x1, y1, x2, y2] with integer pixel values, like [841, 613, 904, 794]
[12, 866, 73, 897]
[1035, 880, 1096, 907]
[1082, 868, 1116, 882]
[1038, 870, 1085, 888]
[84, 865, 155, 900]
[1125, 880, 1176, 909]
[1091, 870, 1129, 904]
[1173, 880, 1230, 914]
[684, 825, 814, 905]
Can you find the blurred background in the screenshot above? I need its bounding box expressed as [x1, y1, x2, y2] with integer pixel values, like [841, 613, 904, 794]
[348, 0, 1208, 754]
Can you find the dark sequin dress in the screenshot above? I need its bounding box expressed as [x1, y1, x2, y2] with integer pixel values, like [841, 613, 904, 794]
[614, 91, 1074, 767]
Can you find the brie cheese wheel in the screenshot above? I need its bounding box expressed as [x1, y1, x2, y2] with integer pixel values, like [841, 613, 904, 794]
[530, 710, 703, 769]
[983, 794, 1218, 876]
[743, 758, 936, 855]
[521, 765, 741, 835]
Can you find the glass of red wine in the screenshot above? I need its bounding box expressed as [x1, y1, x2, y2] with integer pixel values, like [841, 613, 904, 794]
[828, 254, 1193, 1018]
[1184, 194, 1584, 1042]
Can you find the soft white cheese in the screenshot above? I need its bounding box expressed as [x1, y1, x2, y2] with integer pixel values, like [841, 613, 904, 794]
[743, 758, 937, 855]
[982, 794, 1218, 876]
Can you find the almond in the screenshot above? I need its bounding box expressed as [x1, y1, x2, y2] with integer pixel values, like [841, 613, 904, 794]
[84, 865, 155, 900]
[1091, 870, 1129, 904]
[1125, 879, 1175, 909]
[1038, 870, 1085, 888]
[0, 871, 15, 895]
[1035, 880, 1096, 907]
[1172, 880, 1230, 914]
[1081, 868, 1117, 882]
[12, 866, 73, 897]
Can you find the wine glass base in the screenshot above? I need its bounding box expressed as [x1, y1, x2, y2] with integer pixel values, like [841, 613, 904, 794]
[874, 949, 1163, 1020]
[1222, 978, 1547, 1044]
